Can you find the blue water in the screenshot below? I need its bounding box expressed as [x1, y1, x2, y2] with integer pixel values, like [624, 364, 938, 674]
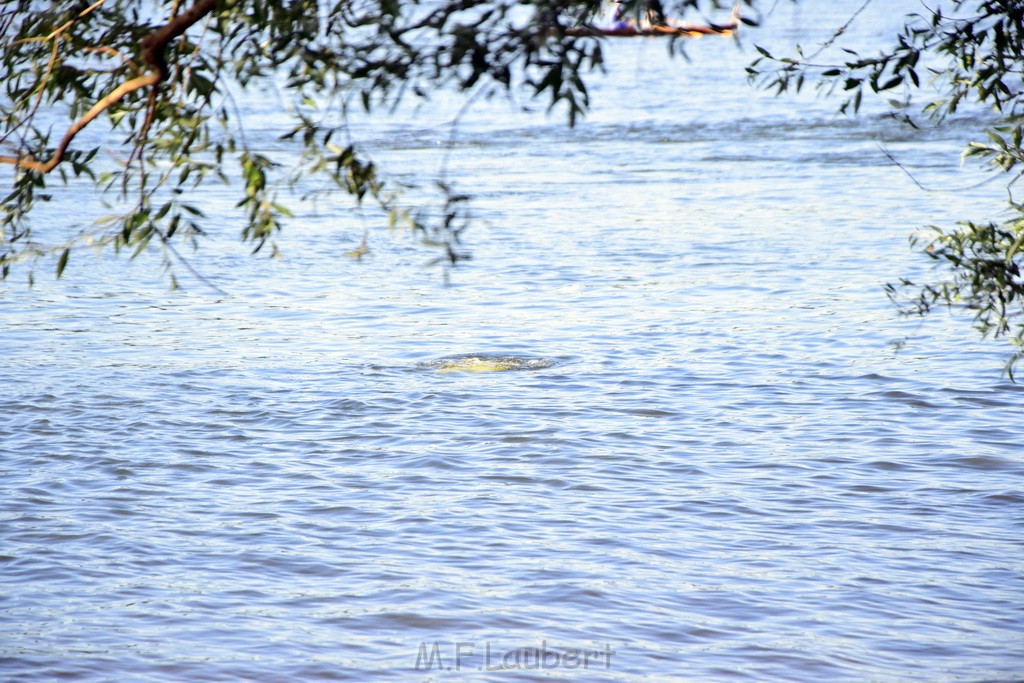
[2, 2, 1022, 681]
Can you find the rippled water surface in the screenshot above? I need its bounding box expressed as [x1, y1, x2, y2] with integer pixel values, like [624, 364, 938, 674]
[3, 3, 1023, 681]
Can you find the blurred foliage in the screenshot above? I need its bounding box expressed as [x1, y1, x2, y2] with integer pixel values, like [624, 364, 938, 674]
[749, 0, 1024, 375]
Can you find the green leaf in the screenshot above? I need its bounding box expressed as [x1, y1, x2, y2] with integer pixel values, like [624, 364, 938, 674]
[56, 248, 69, 278]
[880, 75, 902, 91]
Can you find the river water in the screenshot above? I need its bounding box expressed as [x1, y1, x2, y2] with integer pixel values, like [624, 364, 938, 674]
[2, 2, 1022, 681]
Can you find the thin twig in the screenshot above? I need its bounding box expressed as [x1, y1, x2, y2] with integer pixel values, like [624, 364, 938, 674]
[439, 83, 488, 184]
[806, 0, 874, 61]
[156, 228, 231, 295]
[877, 141, 1005, 193]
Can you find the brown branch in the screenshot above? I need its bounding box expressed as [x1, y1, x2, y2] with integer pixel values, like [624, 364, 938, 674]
[139, 0, 218, 80]
[82, 45, 139, 70]
[0, 72, 159, 173]
[0, 0, 219, 174]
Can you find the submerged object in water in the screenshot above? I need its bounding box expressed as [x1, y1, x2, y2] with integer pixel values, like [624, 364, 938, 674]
[421, 353, 556, 373]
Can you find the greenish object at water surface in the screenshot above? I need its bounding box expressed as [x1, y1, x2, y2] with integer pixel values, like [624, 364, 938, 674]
[422, 353, 556, 373]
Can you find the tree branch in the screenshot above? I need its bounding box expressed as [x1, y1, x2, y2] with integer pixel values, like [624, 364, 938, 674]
[0, 0, 219, 174]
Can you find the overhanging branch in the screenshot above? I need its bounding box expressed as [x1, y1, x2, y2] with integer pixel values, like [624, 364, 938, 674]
[0, 0, 219, 174]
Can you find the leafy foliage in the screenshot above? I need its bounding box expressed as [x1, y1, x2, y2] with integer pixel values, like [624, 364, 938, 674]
[1, 0, 747, 282]
[0, 0, 622, 280]
[749, 0, 1024, 375]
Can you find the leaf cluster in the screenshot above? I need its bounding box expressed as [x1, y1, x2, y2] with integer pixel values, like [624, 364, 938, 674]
[1, 0, 636, 281]
[749, 0, 1024, 373]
